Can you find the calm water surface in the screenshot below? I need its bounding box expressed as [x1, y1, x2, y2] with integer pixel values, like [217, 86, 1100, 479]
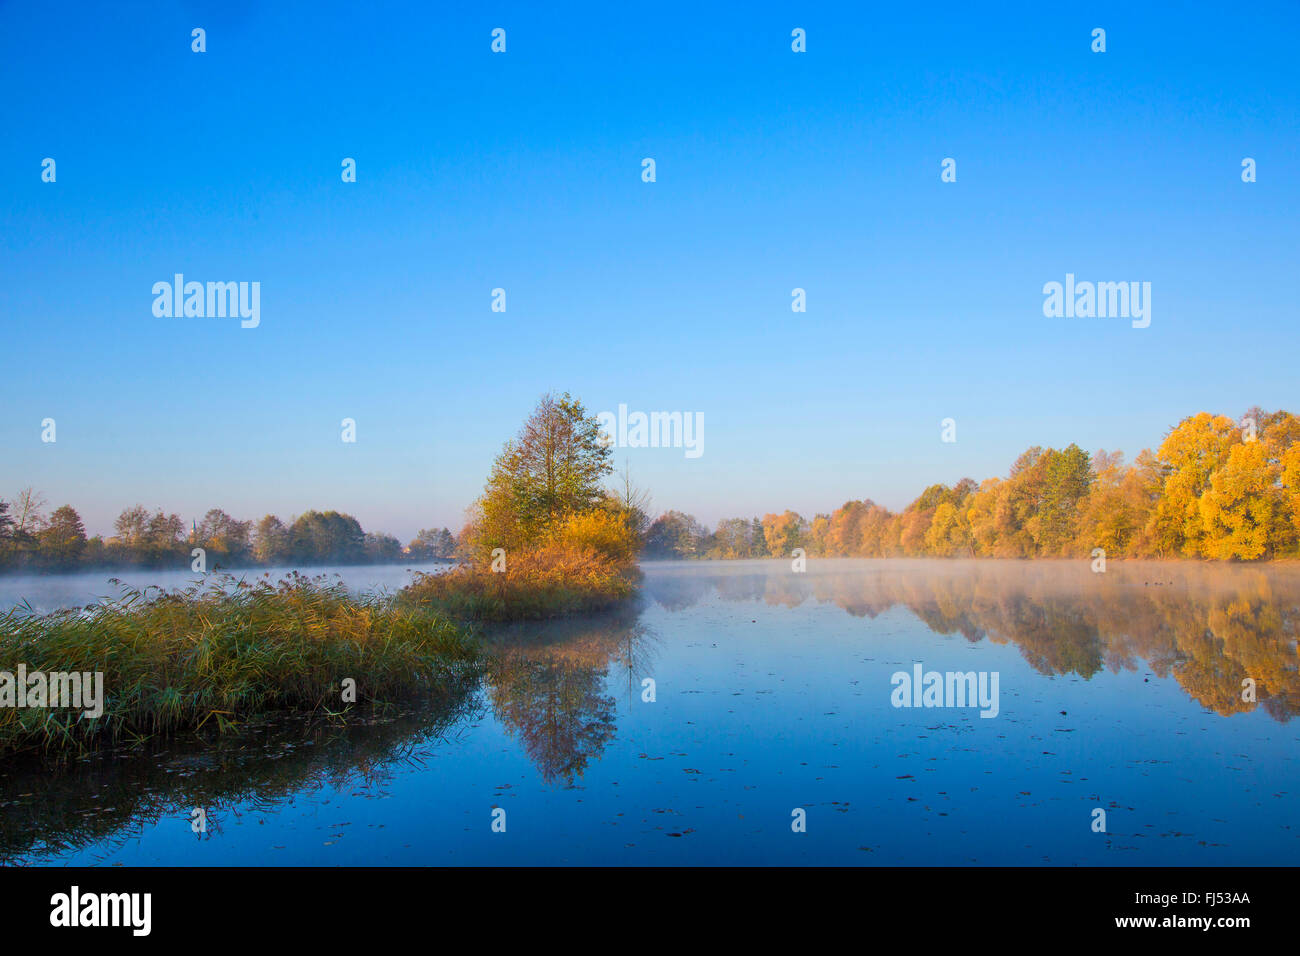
[2, 559, 1297, 866]
[0, 562, 451, 615]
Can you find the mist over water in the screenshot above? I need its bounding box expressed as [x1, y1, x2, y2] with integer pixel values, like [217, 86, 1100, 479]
[0, 562, 453, 615]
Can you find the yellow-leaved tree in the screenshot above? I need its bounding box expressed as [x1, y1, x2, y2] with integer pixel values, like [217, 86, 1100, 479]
[1145, 413, 1238, 557]
[1197, 441, 1280, 559]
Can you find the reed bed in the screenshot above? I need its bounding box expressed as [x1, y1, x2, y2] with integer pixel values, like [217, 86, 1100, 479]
[0, 573, 481, 758]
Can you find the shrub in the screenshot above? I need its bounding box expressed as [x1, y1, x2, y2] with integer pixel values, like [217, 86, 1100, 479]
[404, 534, 639, 622]
[548, 509, 641, 564]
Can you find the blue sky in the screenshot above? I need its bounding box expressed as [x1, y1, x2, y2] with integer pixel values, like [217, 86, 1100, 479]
[2, 1, 1297, 541]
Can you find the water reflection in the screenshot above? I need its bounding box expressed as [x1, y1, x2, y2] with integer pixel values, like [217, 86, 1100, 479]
[0, 608, 657, 859]
[643, 559, 1300, 721]
[0, 675, 481, 864]
[4, 560, 1296, 862]
[485, 605, 658, 786]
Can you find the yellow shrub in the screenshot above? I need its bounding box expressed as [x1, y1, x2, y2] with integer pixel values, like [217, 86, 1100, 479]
[549, 509, 640, 564]
[403, 509, 641, 621]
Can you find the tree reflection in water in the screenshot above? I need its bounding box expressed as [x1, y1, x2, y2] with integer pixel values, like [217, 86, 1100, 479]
[484, 604, 657, 786]
[642, 559, 1300, 721]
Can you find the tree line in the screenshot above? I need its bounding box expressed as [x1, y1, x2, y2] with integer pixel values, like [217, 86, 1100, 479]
[8, 405, 1295, 572]
[643, 408, 1300, 562]
[0, 491, 458, 573]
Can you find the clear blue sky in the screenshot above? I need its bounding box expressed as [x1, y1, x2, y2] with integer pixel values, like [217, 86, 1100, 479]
[2, 1, 1297, 541]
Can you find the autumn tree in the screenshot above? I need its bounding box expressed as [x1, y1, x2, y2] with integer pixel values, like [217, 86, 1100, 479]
[1075, 451, 1156, 557]
[468, 392, 614, 557]
[808, 514, 831, 555]
[858, 503, 894, 556]
[37, 505, 87, 567]
[925, 501, 972, 556]
[113, 505, 185, 566]
[826, 500, 870, 556]
[1197, 441, 1280, 559]
[194, 508, 253, 565]
[762, 511, 806, 558]
[1145, 413, 1238, 557]
[965, 478, 1002, 556]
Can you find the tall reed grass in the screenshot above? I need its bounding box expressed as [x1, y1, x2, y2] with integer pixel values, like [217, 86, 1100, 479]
[0, 573, 481, 758]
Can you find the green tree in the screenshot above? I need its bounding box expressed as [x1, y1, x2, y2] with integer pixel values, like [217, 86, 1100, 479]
[113, 505, 184, 566]
[644, 511, 707, 558]
[253, 515, 292, 564]
[711, 517, 756, 558]
[194, 508, 252, 565]
[37, 505, 87, 567]
[1075, 451, 1151, 556]
[113, 505, 150, 547]
[1032, 444, 1093, 555]
[0, 500, 16, 568]
[364, 532, 403, 562]
[288, 510, 365, 564]
[409, 527, 457, 559]
[469, 392, 614, 555]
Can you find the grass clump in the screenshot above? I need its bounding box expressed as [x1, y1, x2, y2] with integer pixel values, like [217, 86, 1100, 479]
[405, 510, 642, 621]
[0, 573, 481, 758]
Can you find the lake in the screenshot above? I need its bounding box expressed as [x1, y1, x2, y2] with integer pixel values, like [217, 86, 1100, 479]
[0, 562, 452, 616]
[2, 558, 1297, 865]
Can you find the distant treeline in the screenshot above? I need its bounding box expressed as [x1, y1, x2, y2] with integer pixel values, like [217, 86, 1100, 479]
[0, 492, 457, 573]
[643, 409, 1300, 562]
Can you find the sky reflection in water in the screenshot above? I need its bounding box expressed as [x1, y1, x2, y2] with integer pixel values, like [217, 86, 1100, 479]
[3, 559, 1297, 866]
